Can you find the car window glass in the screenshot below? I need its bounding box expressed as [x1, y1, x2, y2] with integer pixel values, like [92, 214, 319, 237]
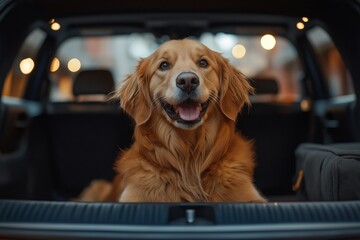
[1, 29, 46, 98]
[50, 33, 303, 103]
[201, 33, 303, 103]
[307, 26, 354, 98]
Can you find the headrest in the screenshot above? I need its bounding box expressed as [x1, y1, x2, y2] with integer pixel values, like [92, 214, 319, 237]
[73, 70, 115, 96]
[251, 78, 279, 95]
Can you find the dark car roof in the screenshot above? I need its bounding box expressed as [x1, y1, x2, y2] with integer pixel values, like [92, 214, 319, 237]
[27, 0, 332, 17]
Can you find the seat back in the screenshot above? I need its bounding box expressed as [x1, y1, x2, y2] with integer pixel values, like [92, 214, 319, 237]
[73, 69, 115, 100]
[237, 78, 310, 195]
[47, 69, 134, 199]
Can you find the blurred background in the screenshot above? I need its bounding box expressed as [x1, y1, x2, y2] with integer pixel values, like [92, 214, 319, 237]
[2, 23, 353, 104]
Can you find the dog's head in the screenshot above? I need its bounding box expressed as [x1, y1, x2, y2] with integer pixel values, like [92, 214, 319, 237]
[118, 39, 253, 129]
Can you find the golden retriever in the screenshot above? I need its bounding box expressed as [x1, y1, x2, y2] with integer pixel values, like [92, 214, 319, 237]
[79, 39, 266, 202]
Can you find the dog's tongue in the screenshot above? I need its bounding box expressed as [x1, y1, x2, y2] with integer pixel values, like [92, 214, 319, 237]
[176, 101, 201, 121]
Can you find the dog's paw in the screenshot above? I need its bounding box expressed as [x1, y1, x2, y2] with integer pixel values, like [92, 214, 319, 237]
[249, 197, 268, 203]
[74, 179, 112, 202]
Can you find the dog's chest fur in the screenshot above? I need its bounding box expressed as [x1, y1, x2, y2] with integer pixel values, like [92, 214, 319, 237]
[118, 118, 254, 202]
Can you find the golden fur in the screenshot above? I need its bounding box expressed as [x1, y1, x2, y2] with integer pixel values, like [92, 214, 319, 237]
[80, 39, 266, 202]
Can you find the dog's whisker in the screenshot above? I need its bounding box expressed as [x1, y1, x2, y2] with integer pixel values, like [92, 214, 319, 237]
[208, 93, 220, 106]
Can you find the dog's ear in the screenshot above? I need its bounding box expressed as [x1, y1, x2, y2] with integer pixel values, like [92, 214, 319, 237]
[117, 58, 153, 125]
[214, 52, 254, 121]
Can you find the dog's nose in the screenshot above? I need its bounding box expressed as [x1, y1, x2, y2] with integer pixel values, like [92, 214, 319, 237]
[176, 72, 199, 93]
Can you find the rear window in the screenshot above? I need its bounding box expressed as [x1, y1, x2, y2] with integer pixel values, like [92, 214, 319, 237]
[49, 33, 303, 103]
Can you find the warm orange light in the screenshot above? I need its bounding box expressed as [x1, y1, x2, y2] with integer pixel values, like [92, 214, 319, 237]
[50, 58, 60, 72]
[260, 34, 276, 50]
[68, 58, 81, 72]
[296, 22, 305, 30]
[300, 99, 311, 112]
[51, 22, 61, 31]
[232, 44, 246, 59]
[302, 17, 309, 22]
[19, 58, 35, 74]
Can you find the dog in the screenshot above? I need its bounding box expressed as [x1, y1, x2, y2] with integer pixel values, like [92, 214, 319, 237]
[79, 39, 266, 202]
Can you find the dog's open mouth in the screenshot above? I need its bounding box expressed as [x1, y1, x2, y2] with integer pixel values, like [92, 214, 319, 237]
[161, 99, 210, 125]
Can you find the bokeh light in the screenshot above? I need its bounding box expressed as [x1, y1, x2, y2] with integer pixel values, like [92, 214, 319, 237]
[260, 34, 276, 50]
[51, 22, 61, 31]
[296, 22, 305, 30]
[50, 58, 60, 72]
[67, 58, 81, 72]
[232, 44, 246, 59]
[19, 58, 35, 74]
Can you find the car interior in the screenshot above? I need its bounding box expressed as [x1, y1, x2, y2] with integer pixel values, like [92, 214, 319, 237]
[0, 0, 360, 239]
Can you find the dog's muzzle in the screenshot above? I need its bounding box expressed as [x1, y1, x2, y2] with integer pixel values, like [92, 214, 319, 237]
[160, 72, 210, 127]
[161, 99, 210, 126]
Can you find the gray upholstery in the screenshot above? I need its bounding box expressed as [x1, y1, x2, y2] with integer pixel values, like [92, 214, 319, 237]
[295, 143, 360, 201]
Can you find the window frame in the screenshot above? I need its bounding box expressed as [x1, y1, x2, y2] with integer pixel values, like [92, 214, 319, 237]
[305, 24, 355, 99]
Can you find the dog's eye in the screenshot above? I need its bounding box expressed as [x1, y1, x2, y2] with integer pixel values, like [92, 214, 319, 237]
[159, 61, 170, 71]
[199, 59, 209, 68]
